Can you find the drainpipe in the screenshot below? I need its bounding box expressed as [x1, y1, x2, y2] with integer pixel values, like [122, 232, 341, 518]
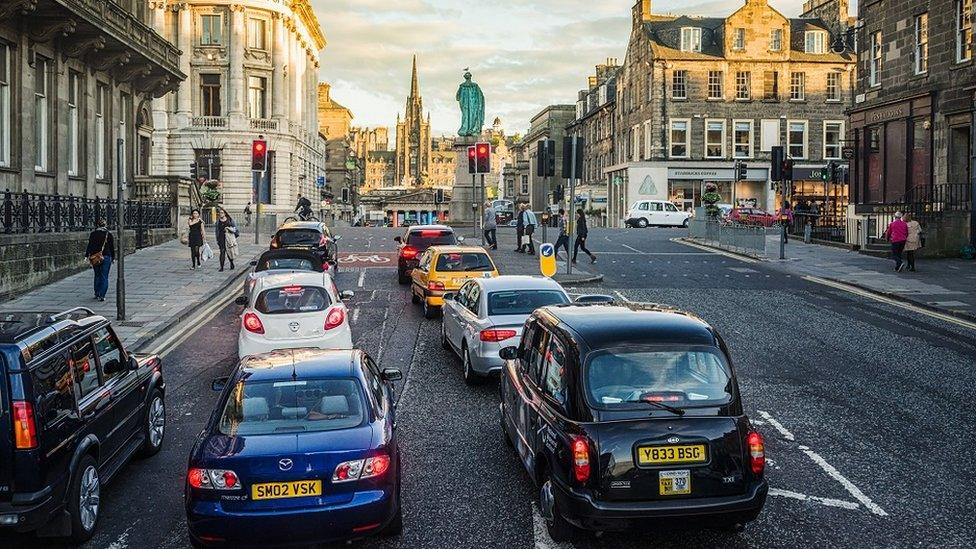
[970, 92, 976, 247]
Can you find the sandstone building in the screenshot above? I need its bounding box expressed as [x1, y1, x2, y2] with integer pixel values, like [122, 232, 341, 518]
[567, 59, 620, 213]
[317, 82, 353, 200]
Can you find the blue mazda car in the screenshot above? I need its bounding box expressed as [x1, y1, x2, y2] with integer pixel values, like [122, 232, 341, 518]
[184, 348, 402, 548]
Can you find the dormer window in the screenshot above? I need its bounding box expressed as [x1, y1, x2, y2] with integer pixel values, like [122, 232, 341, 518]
[805, 30, 827, 54]
[680, 27, 702, 52]
[770, 29, 783, 51]
[733, 28, 745, 50]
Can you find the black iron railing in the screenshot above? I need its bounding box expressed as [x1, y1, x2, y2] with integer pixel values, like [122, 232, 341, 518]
[2, 189, 172, 236]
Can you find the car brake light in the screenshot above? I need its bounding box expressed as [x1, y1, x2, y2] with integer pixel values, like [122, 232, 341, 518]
[401, 245, 418, 260]
[332, 455, 390, 483]
[324, 307, 345, 330]
[428, 281, 445, 291]
[243, 312, 265, 334]
[12, 401, 37, 450]
[187, 468, 240, 490]
[480, 329, 517, 342]
[363, 455, 390, 477]
[571, 436, 590, 483]
[281, 285, 304, 294]
[319, 235, 329, 247]
[746, 431, 765, 475]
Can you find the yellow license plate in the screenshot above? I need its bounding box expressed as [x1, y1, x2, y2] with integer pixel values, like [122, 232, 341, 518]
[251, 479, 322, 501]
[637, 444, 707, 465]
[659, 470, 691, 495]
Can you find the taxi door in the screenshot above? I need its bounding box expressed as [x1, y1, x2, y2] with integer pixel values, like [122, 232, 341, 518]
[507, 320, 549, 477]
[411, 250, 433, 301]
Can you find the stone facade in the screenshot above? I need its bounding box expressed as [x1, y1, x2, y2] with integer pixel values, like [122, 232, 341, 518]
[503, 139, 530, 203]
[150, 0, 326, 215]
[567, 59, 620, 212]
[317, 82, 353, 198]
[0, 1, 183, 200]
[605, 0, 855, 226]
[523, 105, 576, 210]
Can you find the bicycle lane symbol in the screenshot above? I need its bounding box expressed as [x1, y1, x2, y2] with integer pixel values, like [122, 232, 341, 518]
[338, 252, 397, 268]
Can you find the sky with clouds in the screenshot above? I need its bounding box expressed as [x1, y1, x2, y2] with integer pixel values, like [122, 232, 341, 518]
[311, 0, 853, 137]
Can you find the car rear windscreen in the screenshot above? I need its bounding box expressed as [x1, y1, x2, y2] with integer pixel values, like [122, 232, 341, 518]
[259, 257, 318, 272]
[487, 290, 568, 316]
[435, 252, 494, 272]
[255, 286, 330, 314]
[219, 378, 366, 436]
[278, 229, 322, 246]
[406, 230, 455, 249]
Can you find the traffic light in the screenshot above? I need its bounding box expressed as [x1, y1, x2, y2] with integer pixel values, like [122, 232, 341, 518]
[251, 140, 268, 172]
[553, 185, 564, 203]
[475, 142, 491, 174]
[190, 161, 198, 181]
[735, 161, 748, 181]
[341, 188, 350, 203]
[467, 146, 476, 174]
[536, 140, 555, 177]
[562, 136, 584, 179]
[828, 161, 839, 184]
[434, 188, 444, 204]
[783, 158, 794, 181]
[771, 146, 784, 181]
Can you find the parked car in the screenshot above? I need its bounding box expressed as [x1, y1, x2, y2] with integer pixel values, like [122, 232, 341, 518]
[243, 249, 328, 300]
[498, 303, 767, 541]
[236, 272, 354, 359]
[270, 221, 341, 269]
[410, 246, 499, 319]
[626, 200, 692, 228]
[185, 348, 403, 547]
[728, 208, 777, 227]
[440, 276, 570, 385]
[393, 225, 461, 285]
[0, 308, 165, 542]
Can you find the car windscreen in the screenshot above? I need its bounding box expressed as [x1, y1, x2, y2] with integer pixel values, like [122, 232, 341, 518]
[406, 230, 456, 249]
[435, 252, 494, 272]
[487, 290, 569, 316]
[585, 347, 733, 410]
[255, 286, 330, 314]
[258, 257, 318, 272]
[277, 229, 322, 247]
[218, 378, 366, 436]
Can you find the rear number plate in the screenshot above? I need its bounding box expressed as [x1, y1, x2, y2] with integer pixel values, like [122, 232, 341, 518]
[637, 444, 707, 465]
[251, 479, 322, 500]
[659, 470, 691, 496]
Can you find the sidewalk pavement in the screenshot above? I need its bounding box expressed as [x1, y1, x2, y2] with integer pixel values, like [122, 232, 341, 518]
[486, 227, 603, 285]
[2, 238, 268, 350]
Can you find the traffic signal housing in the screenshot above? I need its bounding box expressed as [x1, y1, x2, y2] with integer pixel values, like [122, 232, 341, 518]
[783, 158, 794, 181]
[251, 140, 268, 172]
[434, 188, 444, 204]
[475, 142, 491, 174]
[467, 146, 476, 174]
[828, 161, 839, 184]
[341, 188, 350, 203]
[190, 161, 198, 181]
[735, 161, 748, 181]
[536, 140, 555, 177]
[771, 146, 784, 181]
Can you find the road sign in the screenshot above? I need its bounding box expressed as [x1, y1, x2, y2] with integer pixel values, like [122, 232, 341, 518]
[316, 175, 326, 188]
[539, 243, 556, 278]
[345, 159, 358, 170]
[842, 146, 855, 160]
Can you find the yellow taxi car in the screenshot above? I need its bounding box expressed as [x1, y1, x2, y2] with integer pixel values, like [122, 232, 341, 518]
[410, 245, 499, 318]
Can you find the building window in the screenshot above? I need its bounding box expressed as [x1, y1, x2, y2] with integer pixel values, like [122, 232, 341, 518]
[826, 73, 841, 101]
[787, 120, 808, 159]
[804, 31, 827, 54]
[200, 14, 222, 45]
[643, 121, 653, 160]
[68, 72, 80, 176]
[915, 13, 928, 74]
[247, 18, 266, 49]
[707, 71, 723, 99]
[669, 119, 689, 158]
[705, 120, 725, 158]
[201, 74, 221, 116]
[790, 72, 805, 101]
[956, 0, 972, 63]
[735, 71, 750, 100]
[770, 29, 783, 51]
[763, 71, 778, 100]
[646, 73, 652, 103]
[0, 43, 9, 167]
[95, 84, 106, 179]
[733, 120, 753, 158]
[672, 70, 687, 99]
[680, 27, 702, 52]
[733, 28, 745, 50]
[520, 175, 528, 194]
[247, 76, 267, 118]
[34, 56, 50, 172]
[823, 121, 844, 160]
[870, 31, 882, 86]
[632, 125, 640, 161]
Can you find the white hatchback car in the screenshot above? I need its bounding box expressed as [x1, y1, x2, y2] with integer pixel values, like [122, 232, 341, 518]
[237, 271, 354, 359]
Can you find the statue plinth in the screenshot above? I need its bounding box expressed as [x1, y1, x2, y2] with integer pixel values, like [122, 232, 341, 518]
[449, 135, 483, 225]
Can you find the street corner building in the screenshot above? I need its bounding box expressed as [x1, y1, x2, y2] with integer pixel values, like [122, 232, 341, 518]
[601, 0, 856, 228]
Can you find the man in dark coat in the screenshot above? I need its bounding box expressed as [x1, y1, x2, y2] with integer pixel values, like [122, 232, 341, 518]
[85, 219, 115, 301]
[515, 203, 526, 253]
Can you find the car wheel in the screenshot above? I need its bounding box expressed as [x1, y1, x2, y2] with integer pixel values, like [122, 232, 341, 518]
[541, 477, 578, 543]
[139, 389, 165, 458]
[637, 218, 649, 228]
[423, 299, 438, 319]
[500, 403, 514, 448]
[462, 345, 482, 386]
[440, 321, 451, 350]
[68, 455, 100, 543]
[398, 270, 410, 285]
[682, 218, 690, 228]
[411, 288, 421, 304]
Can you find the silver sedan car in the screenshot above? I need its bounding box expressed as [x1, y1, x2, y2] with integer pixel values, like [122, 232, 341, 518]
[440, 276, 570, 385]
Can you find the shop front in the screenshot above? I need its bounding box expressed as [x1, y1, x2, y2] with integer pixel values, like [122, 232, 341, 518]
[789, 165, 849, 222]
[667, 166, 772, 212]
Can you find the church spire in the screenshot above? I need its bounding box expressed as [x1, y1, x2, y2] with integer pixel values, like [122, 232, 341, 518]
[410, 54, 419, 98]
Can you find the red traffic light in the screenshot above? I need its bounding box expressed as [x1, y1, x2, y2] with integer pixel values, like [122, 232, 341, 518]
[251, 140, 268, 171]
[467, 146, 476, 174]
[475, 142, 490, 174]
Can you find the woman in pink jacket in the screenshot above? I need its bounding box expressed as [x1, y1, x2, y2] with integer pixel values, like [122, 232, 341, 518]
[885, 212, 909, 272]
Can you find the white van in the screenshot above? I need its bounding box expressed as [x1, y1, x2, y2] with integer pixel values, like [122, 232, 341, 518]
[626, 200, 692, 228]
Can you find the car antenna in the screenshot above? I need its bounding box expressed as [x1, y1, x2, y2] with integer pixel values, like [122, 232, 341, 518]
[291, 350, 298, 381]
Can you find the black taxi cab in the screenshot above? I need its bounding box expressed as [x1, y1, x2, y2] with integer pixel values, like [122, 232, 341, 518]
[497, 303, 766, 541]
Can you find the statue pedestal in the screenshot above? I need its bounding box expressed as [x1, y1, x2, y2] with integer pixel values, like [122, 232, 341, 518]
[449, 135, 482, 226]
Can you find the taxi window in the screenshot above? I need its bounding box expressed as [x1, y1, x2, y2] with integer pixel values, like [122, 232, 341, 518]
[418, 250, 432, 272]
[518, 322, 537, 377]
[665, 203, 678, 212]
[638, 202, 649, 211]
[650, 202, 663, 212]
[541, 337, 567, 409]
[526, 328, 550, 386]
[255, 286, 331, 314]
[434, 252, 494, 272]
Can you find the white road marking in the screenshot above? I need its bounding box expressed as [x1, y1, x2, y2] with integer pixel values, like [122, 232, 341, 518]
[800, 447, 888, 516]
[352, 308, 360, 324]
[532, 505, 573, 549]
[671, 238, 759, 263]
[106, 525, 134, 549]
[620, 243, 644, 254]
[757, 410, 795, 441]
[357, 269, 366, 288]
[768, 488, 860, 511]
[613, 290, 633, 303]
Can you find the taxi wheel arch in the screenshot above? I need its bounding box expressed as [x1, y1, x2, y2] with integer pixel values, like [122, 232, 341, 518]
[637, 218, 649, 228]
[423, 296, 438, 319]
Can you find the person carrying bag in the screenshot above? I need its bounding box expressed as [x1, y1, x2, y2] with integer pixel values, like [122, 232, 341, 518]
[215, 208, 239, 271]
[85, 219, 115, 301]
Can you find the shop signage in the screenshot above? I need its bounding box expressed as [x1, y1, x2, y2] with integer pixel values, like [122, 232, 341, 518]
[792, 166, 849, 181]
[668, 167, 768, 181]
[865, 103, 908, 123]
[842, 146, 855, 160]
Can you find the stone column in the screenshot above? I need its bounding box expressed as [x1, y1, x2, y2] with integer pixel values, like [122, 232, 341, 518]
[150, 2, 168, 131]
[287, 23, 300, 127]
[228, 4, 246, 118]
[176, 3, 192, 125]
[271, 13, 286, 121]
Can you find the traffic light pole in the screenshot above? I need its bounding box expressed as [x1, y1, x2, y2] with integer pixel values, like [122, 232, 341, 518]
[479, 173, 486, 246]
[471, 173, 477, 238]
[542, 175, 549, 244]
[253, 170, 264, 245]
[567, 135, 577, 276]
[115, 138, 126, 321]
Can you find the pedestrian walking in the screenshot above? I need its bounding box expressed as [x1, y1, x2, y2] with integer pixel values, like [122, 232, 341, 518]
[572, 208, 597, 264]
[483, 201, 498, 250]
[85, 219, 115, 301]
[777, 201, 794, 243]
[515, 203, 526, 253]
[554, 208, 570, 259]
[884, 211, 909, 272]
[522, 206, 538, 255]
[215, 208, 240, 272]
[187, 208, 206, 270]
[904, 214, 923, 272]
[243, 202, 253, 227]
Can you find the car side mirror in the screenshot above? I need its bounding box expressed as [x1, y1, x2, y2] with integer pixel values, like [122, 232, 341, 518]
[456, 236, 465, 243]
[128, 355, 140, 371]
[339, 290, 354, 301]
[249, 260, 258, 266]
[381, 368, 403, 381]
[235, 295, 247, 306]
[442, 292, 455, 301]
[499, 346, 519, 360]
[393, 236, 402, 243]
[211, 376, 229, 392]
[332, 235, 342, 242]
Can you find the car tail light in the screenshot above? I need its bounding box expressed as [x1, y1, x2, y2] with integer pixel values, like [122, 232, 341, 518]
[243, 312, 265, 334]
[401, 245, 418, 260]
[12, 401, 37, 450]
[571, 436, 590, 483]
[480, 329, 517, 342]
[319, 235, 329, 247]
[324, 307, 345, 330]
[746, 431, 765, 475]
[332, 455, 390, 483]
[187, 468, 240, 490]
[427, 281, 445, 291]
